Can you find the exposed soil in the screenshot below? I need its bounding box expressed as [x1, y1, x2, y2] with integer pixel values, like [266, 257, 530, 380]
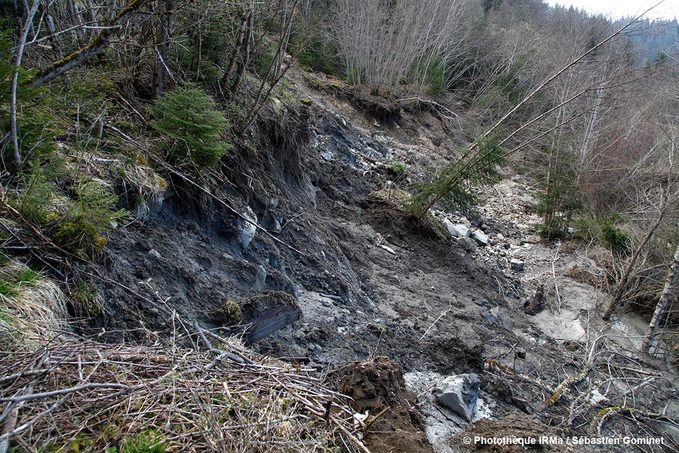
[336, 357, 434, 453]
[83, 66, 679, 452]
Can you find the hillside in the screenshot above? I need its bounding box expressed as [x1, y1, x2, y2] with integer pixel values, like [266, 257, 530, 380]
[1, 0, 678, 452]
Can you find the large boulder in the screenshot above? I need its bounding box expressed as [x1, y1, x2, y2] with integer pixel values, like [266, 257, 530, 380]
[241, 291, 302, 343]
[434, 373, 481, 421]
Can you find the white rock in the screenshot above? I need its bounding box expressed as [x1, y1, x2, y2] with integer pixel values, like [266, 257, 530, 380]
[471, 230, 489, 246]
[444, 219, 470, 238]
[434, 374, 481, 421]
[239, 206, 258, 249]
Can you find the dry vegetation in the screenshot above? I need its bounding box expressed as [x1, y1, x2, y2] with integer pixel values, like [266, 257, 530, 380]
[0, 331, 369, 453]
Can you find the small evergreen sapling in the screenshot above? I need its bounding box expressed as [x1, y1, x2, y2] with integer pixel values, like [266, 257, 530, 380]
[149, 85, 231, 167]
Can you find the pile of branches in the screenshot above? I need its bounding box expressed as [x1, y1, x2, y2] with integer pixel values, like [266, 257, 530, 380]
[0, 333, 370, 452]
[483, 335, 678, 444]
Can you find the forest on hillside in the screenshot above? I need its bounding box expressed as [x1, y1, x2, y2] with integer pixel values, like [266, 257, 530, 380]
[0, 0, 678, 451]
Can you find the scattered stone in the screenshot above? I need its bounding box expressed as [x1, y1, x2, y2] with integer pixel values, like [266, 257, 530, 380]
[444, 219, 470, 238]
[510, 258, 525, 272]
[434, 374, 481, 421]
[457, 237, 477, 253]
[563, 340, 580, 352]
[148, 249, 162, 260]
[481, 307, 513, 332]
[471, 230, 489, 246]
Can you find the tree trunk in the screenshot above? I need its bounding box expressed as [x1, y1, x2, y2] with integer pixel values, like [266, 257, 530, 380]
[154, 0, 173, 96]
[85, 0, 100, 36]
[10, 0, 41, 169]
[230, 0, 254, 95]
[603, 207, 666, 320]
[640, 244, 679, 354]
[43, 3, 65, 61]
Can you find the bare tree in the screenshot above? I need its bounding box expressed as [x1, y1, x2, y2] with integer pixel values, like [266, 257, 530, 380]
[603, 119, 679, 320]
[641, 244, 679, 353]
[32, 0, 149, 87]
[154, 0, 174, 96]
[332, 0, 473, 94]
[9, 0, 41, 168]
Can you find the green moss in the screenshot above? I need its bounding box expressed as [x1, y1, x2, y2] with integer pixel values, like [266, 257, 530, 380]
[119, 431, 168, 453]
[223, 299, 243, 325]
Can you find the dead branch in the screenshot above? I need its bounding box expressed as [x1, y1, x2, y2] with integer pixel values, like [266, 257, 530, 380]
[0, 334, 371, 452]
[32, 0, 149, 86]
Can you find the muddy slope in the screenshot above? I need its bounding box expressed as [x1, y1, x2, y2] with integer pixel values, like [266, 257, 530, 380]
[83, 70, 678, 452]
[87, 84, 504, 373]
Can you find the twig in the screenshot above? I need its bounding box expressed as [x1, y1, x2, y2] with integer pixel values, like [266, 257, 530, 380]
[0, 383, 131, 403]
[419, 305, 451, 341]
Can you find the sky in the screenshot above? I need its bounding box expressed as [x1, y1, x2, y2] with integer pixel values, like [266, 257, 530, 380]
[545, 1, 679, 21]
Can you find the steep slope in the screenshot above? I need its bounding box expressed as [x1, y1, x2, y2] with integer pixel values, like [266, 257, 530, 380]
[83, 68, 678, 451]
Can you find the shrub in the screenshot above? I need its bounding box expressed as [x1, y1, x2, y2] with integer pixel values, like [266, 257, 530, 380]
[598, 213, 632, 255]
[18, 172, 59, 225]
[54, 179, 129, 259]
[572, 213, 632, 255]
[150, 85, 231, 167]
[408, 136, 504, 215]
[389, 160, 407, 175]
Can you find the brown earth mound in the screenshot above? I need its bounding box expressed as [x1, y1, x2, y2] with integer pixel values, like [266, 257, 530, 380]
[336, 357, 434, 453]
